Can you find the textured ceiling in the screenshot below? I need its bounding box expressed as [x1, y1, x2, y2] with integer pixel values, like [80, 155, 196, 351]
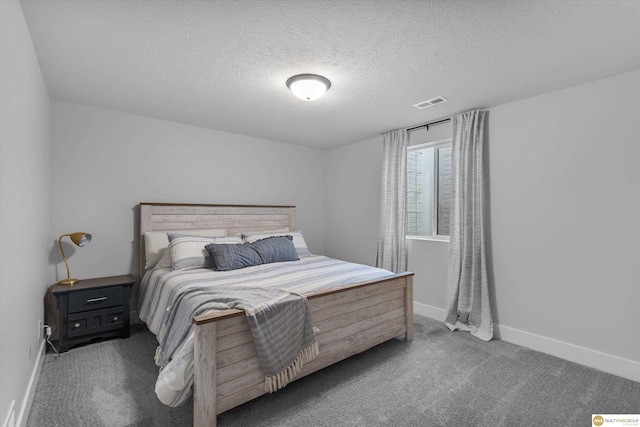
[19, 0, 640, 149]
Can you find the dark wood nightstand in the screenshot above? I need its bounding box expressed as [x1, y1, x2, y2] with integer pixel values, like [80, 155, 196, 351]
[50, 274, 135, 352]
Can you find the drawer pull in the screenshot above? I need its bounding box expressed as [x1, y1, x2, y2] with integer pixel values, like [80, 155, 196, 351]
[74, 323, 81, 328]
[86, 296, 108, 303]
[113, 316, 118, 321]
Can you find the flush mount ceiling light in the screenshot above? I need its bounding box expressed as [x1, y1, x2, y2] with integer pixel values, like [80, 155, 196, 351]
[286, 74, 331, 101]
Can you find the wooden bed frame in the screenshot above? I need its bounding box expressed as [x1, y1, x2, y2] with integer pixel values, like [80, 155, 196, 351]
[139, 202, 414, 427]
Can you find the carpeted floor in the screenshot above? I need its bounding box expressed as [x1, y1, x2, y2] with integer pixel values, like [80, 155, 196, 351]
[27, 315, 639, 427]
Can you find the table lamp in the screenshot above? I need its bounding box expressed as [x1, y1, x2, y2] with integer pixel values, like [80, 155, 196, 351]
[57, 232, 92, 285]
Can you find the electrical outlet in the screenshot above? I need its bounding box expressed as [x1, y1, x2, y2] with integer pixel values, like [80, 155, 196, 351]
[37, 320, 42, 339]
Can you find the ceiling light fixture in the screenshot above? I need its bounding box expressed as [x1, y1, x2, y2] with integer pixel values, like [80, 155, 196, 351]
[286, 74, 331, 101]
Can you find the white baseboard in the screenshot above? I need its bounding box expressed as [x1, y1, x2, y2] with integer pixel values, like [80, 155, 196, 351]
[495, 323, 640, 383]
[3, 400, 15, 427]
[413, 301, 640, 383]
[414, 301, 447, 322]
[15, 339, 46, 427]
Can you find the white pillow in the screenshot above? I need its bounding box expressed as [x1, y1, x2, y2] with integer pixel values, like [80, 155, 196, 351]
[243, 230, 311, 258]
[154, 248, 172, 269]
[170, 235, 242, 270]
[143, 228, 226, 269]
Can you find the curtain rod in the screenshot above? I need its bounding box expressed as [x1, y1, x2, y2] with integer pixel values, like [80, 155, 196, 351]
[406, 117, 451, 132]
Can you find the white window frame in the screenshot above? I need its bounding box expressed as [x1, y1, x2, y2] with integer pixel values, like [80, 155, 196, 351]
[406, 138, 452, 242]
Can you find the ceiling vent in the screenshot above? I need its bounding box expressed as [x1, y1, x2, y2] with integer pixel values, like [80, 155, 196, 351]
[413, 96, 448, 109]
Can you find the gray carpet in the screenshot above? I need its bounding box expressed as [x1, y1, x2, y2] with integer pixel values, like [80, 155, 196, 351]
[27, 315, 639, 427]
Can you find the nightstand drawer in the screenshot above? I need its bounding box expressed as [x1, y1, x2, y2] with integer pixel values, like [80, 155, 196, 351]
[67, 306, 124, 337]
[68, 286, 123, 313]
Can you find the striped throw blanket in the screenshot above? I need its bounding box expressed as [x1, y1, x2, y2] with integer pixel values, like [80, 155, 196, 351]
[157, 285, 318, 393]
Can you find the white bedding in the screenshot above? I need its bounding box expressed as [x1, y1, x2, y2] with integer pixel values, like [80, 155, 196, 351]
[138, 255, 393, 406]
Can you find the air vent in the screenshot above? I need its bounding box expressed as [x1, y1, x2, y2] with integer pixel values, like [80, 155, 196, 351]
[413, 96, 448, 109]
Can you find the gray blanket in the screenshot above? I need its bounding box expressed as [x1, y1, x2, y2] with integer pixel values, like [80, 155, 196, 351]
[158, 284, 318, 392]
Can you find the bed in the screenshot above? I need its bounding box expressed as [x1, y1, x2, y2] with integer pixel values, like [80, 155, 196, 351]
[138, 202, 414, 427]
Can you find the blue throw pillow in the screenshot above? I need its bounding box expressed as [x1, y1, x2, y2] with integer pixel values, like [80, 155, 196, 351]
[205, 236, 299, 271]
[205, 242, 262, 271]
[251, 236, 299, 264]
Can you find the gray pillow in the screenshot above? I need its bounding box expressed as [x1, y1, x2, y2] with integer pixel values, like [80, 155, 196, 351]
[251, 235, 299, 264]
[205, 242, 262, 271]
[205, 236, 298, 271]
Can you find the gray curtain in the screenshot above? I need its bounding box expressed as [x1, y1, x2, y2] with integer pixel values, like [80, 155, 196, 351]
[445, 110, 493, 341]
[376, 129, 407, 273]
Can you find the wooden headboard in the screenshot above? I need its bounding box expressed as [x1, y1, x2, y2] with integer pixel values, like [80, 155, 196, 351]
[139, 202, 296, 278]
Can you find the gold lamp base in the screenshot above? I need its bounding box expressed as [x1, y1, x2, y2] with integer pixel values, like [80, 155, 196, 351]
[57, 278, 79, 285]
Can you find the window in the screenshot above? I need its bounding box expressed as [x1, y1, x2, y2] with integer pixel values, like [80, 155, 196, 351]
[406, 138, 452, 239]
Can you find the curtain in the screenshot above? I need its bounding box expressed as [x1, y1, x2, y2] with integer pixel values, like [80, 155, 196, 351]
[376, 129, 408, 273]
[445, 110, 493, 341]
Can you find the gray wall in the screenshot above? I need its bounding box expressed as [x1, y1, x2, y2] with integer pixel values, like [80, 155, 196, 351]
[324, 70, 640, 379]
[0, 1, 51, 425]
[487, 70, 640, 366]
[50, 101, 327, 306]
[324, 137, 381, 265]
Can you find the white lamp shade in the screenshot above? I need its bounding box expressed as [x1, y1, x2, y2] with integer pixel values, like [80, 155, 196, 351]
[286, 74, 331, 101]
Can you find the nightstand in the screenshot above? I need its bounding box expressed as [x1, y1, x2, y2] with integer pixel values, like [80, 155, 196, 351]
[50, 274, 135, 352]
